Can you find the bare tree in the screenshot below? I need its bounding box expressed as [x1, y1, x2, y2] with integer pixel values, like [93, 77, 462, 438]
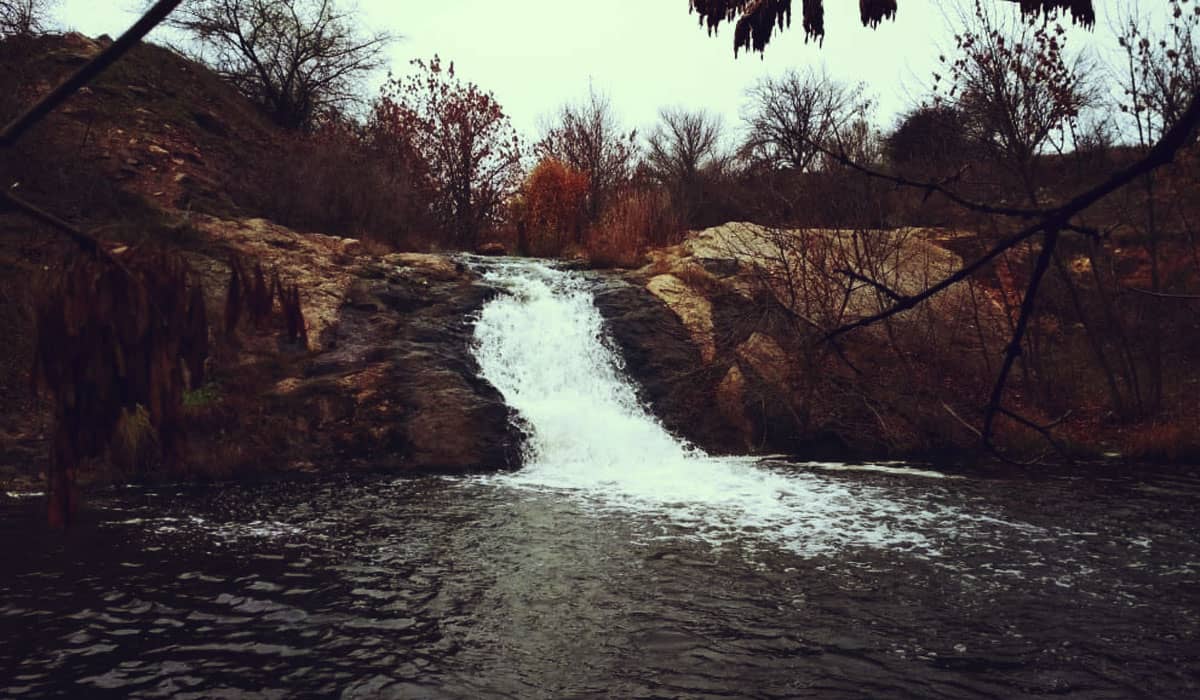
[885, 104, 974, 175]
[1115, 0, 1199, 142]
[535, 85, 638, 222]
[645, 107, 725, 225]
[1106, 0, 1200, 412]
[0, 0, 57, 36]
[936, 1, 1098, 205]
[167, 0, 391, 130]
[720, 0, 1200, 458]
[741, 67, 868, 173]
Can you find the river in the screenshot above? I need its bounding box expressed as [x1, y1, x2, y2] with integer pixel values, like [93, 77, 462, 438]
[2, 258, 1198, 698]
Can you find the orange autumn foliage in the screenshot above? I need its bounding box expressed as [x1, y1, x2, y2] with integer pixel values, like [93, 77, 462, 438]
[520, 157, 589, 256]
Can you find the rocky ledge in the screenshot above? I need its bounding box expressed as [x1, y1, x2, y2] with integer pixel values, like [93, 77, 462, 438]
[185, 217, 523, 478]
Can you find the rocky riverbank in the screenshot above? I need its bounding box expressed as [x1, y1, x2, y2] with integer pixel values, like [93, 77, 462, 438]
[2, 216, 987, 494]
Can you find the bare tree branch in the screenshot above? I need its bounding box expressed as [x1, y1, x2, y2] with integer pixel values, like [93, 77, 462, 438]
[167, 0, 391, 129]
[826, 91, 1200, 343]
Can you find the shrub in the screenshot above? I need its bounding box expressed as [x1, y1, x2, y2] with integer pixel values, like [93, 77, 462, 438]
[585, 189, 682, 268]
[246, 119, 431, 249]
[518, 157, 589, 256]
[1123, 422, 1200, 463]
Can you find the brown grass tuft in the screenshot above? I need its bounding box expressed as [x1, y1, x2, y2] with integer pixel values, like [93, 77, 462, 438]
[585, 189, 683, 268]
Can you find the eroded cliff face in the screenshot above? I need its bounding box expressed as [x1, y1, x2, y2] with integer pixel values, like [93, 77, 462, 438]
[593, 261, 812, 458]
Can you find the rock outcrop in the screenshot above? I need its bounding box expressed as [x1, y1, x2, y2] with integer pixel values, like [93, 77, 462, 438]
[156, 218, 520, 479]
[594, 222, 975, 459]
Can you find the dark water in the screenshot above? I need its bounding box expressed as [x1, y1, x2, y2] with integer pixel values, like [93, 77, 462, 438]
[2, 465, 1199, 699]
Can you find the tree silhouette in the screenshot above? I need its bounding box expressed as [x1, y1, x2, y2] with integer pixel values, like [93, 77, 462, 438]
[0, 0, 58, 37]
[741, 67, 868, 172]
[168, 0, 392, 130]
[372, 57, 523, 250]
[536, 86, 637, 223]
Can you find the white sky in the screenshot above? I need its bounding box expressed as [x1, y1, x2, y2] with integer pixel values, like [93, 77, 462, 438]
[54, 1, 1156, 142]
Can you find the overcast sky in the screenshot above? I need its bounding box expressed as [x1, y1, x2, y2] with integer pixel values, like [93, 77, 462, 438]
[54, 1, 1153, 142]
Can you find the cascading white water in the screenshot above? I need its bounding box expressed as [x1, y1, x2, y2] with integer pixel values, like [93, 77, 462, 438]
[470, 258, 1025, 555]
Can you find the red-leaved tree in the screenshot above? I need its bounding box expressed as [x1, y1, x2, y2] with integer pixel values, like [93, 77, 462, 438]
[518, 157, 590, 256]
[372, 57, 524, 250]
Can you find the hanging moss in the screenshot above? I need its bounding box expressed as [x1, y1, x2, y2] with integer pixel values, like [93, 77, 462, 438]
[221, 255, 307, 347]
[224, 256, 244, 337]
[691, 1, 795, 55]
[281, 283, 308, 347]
[859, 0, 897, 29]
[250, 261, 271, 327]
[33, 247, 209, 526]
[183, 282, 208, 388]
[690, 0, 1095, 54]
[1015, 0, 1094, 28]
[801, 0, 822, 43]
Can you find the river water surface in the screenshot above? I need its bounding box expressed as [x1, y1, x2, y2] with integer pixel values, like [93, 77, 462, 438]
[2, 259, 1199, 698]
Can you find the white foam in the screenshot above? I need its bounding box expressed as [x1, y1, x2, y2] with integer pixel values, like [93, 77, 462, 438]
[807, 463, 962, 479]
[470, 260, 1013, 556]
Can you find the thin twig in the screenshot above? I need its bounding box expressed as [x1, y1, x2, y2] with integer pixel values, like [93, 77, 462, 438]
[1122, 286, 1200, 300]
[0, 190, 99, 253]
[835, 267, 905, 302]
[995, 406, 1074, 461]
[981, 229, 1060, 446]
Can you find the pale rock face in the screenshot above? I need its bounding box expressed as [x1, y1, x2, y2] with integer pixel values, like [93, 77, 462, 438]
[622, 222, 981, 456]
[646, 221, 971, 329]
[715, 364, 753, 451]
[382, 253, 462, 281]
[188, 215, 367, 351]
[735, 332, 791, 387]
[646, 274, 717, 363]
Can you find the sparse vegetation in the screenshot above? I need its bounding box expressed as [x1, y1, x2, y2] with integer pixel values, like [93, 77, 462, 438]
[586, 188, 682, 268]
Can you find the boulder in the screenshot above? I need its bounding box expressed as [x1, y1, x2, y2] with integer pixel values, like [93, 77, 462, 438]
[646, 274, 716, 363]
[715, 365, 754, 452]
[736, 332, 792, 387]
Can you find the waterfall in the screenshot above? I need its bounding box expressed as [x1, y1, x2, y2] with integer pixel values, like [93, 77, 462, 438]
[469, 258, 1002, 555]
[471, 259, 704, 482]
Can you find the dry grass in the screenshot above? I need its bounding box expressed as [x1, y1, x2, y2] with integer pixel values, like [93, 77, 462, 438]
[585, 189, 682, 268]
[1122, 422, 1200, 463]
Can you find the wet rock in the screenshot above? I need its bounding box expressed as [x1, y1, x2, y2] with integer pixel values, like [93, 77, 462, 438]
[592, 277, 742, 454]
[735, 332, 791, 387]
[612, 222, 979, 460]
[715, 365, 754, 451]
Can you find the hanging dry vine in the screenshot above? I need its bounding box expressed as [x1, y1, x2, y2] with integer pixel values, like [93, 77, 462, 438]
[0, 0, 187, 526]
[689, 0, 1095, 54]
[221, 254, 309, 346]
[32, 247, 208, 527]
